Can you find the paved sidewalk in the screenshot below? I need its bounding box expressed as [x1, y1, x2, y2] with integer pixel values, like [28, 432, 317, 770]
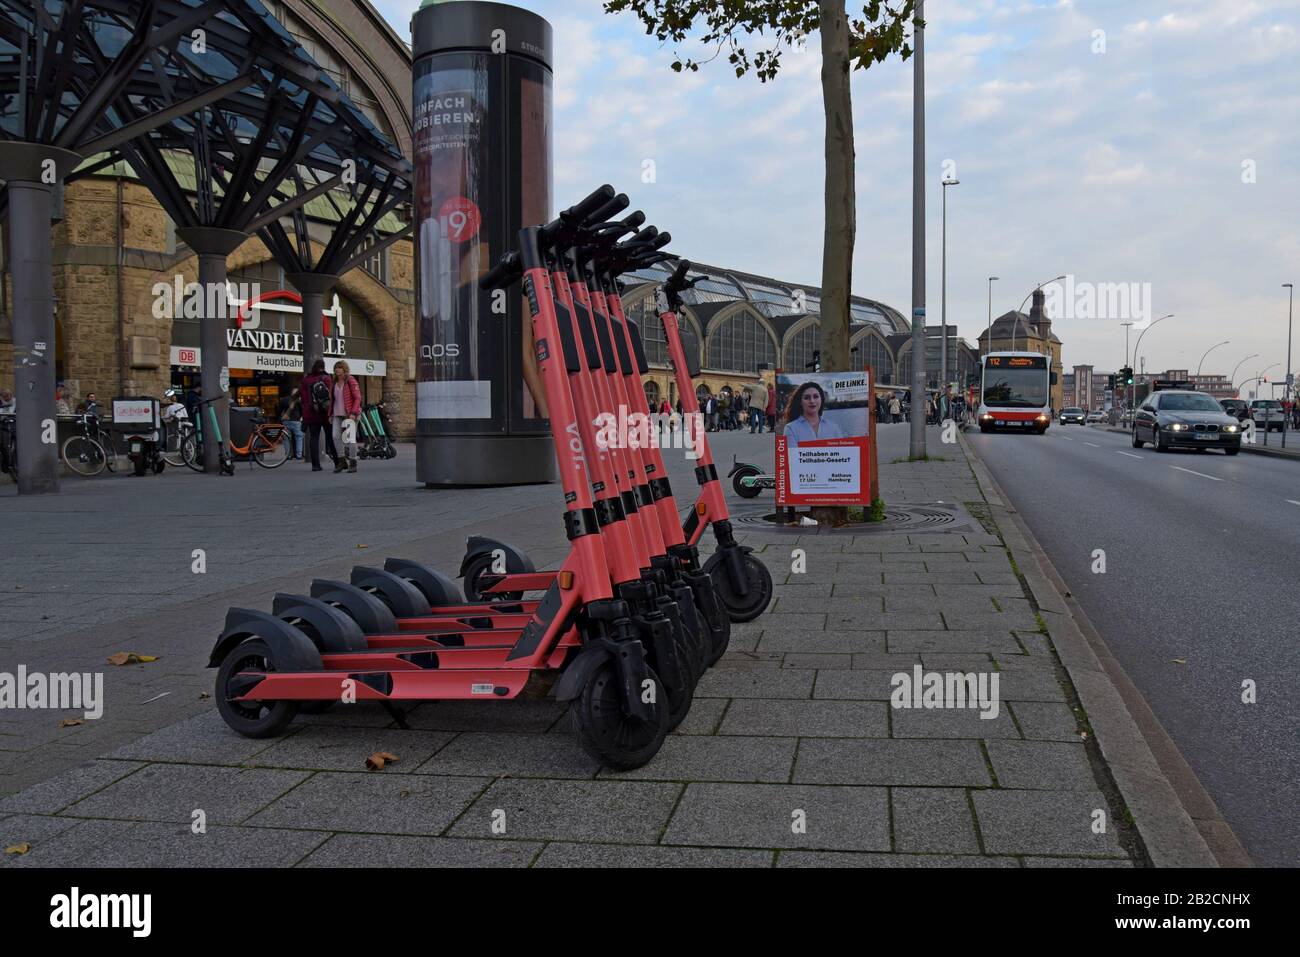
[2, 425, 1163, 866]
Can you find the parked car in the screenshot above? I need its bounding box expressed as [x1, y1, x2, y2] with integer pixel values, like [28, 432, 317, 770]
[1086, 410, 1105, 424]
[1219, 398, 1251, 422]
[1060, 407, 1086, 425]
[1249, 399, 1285, 432]
[1132, 390, 1243, 454]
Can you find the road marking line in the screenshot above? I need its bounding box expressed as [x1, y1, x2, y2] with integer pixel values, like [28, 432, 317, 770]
[1084, 442, 1100, 448]
[1116, 451, 1143, 459]
[1170, 466, 1223, 482]
[1061, 436, 1074, 442]
[1287, 500, 1300, 507]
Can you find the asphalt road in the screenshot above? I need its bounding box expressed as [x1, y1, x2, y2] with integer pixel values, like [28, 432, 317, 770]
[969, 423, 1300, 867]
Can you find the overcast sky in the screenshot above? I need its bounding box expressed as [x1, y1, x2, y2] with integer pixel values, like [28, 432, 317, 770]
[377, 0, 1299, 391]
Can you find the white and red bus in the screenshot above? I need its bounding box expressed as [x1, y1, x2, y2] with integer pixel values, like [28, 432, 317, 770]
[978, 352, 1052, 434]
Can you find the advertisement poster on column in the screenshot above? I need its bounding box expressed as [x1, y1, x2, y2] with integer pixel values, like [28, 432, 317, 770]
[775, 371, 873, 507]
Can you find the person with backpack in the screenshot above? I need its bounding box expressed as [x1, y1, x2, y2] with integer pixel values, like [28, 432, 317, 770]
[331, 359, 363, 473]
[301, 359, 335, 472]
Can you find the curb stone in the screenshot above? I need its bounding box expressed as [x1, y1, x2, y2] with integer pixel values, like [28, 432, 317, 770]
[958, 430, 1242, 868]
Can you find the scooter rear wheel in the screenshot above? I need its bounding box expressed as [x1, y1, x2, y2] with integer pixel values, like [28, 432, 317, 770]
[708, 552, 774, 623]
[572, 661, 669, 771]
[732, 465, 764, 498]
[701, 601, 731, 667]
[215, 639, 299, 739]
[463, 552, 524, 603]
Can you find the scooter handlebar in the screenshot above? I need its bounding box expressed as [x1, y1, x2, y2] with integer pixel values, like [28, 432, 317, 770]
[563, 185, 617, 225]
[586, 192, 630, 226]
[479, 250, 522, 290]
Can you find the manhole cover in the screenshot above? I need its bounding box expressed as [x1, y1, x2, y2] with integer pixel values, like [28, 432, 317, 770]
[729, 502, 975, 535]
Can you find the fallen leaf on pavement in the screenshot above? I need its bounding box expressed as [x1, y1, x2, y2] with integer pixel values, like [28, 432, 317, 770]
[366, 751, 400, 771]
[107, 652, 161, 666]
[5, 843, 30, 856]
[1172, 659, 1187, 665]
[59, 719, 84, 728]
[357, 544, 369, 549]
[398, 787, 412, 799]
[199, 692, 211, 700]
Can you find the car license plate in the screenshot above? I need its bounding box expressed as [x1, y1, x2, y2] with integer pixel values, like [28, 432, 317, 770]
[1195, 433, 1215, 440]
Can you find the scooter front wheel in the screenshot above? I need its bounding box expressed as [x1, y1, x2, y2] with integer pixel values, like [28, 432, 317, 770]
[215, 639, 299, 739]
[571, 661, 669, 771]
[707, 552, 774, 623]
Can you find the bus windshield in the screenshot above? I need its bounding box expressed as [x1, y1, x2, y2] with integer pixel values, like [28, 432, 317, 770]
[984, 369, 1049, 408]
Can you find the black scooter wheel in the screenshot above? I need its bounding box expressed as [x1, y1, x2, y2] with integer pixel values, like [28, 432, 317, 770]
[463, 552, 524, 603]
[385, 445, 398, 460]
[215, 639, 299, 739]
[646, 631, 696, 732]
[732, 465, 763, 498]
[702, 603, 731, 667]
[708, 552, 774, 623]
[571, 661, 669, 771]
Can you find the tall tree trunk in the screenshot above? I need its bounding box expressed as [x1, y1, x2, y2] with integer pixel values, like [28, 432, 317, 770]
[818, 0, 854, 373]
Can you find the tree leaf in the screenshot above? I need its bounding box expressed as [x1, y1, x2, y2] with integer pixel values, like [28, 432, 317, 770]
[4, 843, 30, 856]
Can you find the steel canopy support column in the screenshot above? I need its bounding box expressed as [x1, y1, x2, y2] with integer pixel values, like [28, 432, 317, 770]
[176, 226, 247, 474]
[0, 144, 82, 495]
[287, 272, 339, 383]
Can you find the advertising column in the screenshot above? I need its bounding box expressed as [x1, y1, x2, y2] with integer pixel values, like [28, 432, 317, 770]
[412, 0, 555, 485]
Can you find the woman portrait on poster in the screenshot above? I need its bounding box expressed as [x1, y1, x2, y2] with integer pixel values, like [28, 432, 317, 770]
[783, 382, 845, 447]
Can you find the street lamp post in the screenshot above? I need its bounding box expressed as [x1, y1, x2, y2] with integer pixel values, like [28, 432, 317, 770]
[1284, 284, 1294, 448]
[1011, 276, 1067, 352]
[941, 178, 959, 404]
[1197, 340, 1230, 377]
[909, 0, 928, 460]
[984, 277, 999, 355]
[1129, 314, 1173, 412]
[1230, 354, 1260, 396]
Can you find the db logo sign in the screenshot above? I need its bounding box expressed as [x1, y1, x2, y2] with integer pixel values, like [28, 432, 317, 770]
[178, 349, 198, 365]
[440, 197, 482, 243]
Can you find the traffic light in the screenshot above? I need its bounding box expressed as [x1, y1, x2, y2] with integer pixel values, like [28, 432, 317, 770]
[1121, 367, 1134, 386]
[1107, 374, 1117, 390]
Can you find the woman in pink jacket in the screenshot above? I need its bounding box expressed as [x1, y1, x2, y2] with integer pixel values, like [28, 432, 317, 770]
[331, 360, 364, 473]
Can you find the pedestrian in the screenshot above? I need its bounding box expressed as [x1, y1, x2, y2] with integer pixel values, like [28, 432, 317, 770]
[719, 391, 732, 431]
[705, 394, 718, 432]
[750, 390, 765, 433]
[888, 393, 902, 424]
[55, 384, 72, 416]
[331, 360, 363, 473]
[0, 390, 13, 413]
[278, 390, 304, 460]
[765, 384, 777, 432]
[300, 359, 334, 472]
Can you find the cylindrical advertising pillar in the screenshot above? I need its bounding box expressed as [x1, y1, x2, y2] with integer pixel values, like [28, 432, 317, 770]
[412, 0, 555, 486]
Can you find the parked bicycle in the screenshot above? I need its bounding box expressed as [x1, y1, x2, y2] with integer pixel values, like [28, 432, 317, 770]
[182, 395, 288, 473]
[60, 412, 118, 477]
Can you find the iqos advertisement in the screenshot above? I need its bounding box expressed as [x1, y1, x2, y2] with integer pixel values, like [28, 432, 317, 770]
[412, 3, 554, 485]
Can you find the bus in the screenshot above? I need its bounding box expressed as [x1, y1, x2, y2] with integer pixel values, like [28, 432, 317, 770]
[978, 352, 1052, 434]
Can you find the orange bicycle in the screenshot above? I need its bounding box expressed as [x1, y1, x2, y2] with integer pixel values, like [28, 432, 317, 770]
[182, 401, 290, 471]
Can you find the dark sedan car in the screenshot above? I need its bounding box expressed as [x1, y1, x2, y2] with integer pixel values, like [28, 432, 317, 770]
[1059, 407, 1086, 425]
[1220, 398, 1251, 422]
[1133, 390, 1243, 454]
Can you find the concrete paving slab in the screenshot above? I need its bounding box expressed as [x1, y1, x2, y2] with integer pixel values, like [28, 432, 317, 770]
[777, 851, 1020, 868]
[248, 771, 489, 836]
[891, 788, 983, 854]
[534, 842, 773, 868]
[448, 779, 682, 844]
[414, 732, 600, 779]
[0, 759, 147, 813]
[972, 789, 1127, 857]
[600, 735, 797, 783]
[694, 669, 815, 700]
[300, 833, 541, 868]
[663, 782, 889, 851]
[63, 763, 311, 825]
[793, 739, 992, 787]
[718, 699, 889, 738]
[249, 726, 458, 774]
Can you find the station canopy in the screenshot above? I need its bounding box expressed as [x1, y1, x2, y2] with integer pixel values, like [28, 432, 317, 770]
[0, 0, 410, 240]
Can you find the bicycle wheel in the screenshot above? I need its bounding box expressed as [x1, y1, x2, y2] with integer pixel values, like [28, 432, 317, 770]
[251, 429, 290, 469]
[99, 434, 118, 473]
[180, 433, 204, 473]
[162, 423, 191, 468]
[61, 435, 107, 477]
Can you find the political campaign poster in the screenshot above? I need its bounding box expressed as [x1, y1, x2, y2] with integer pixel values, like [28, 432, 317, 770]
[775, 370, 874, 507]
